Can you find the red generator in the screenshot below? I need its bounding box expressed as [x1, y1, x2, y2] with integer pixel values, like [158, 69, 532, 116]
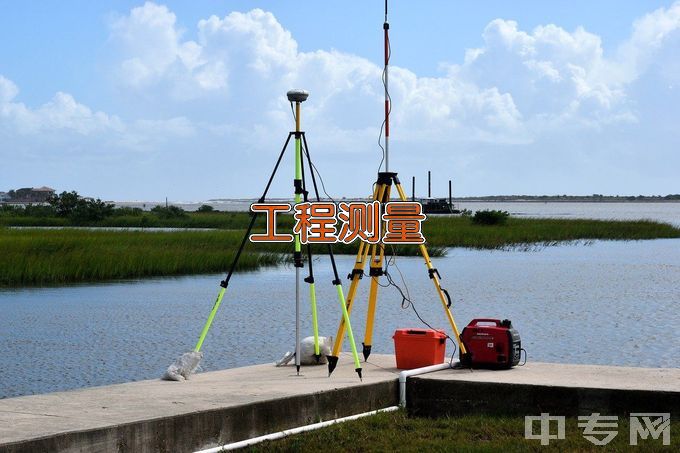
[460, 319, 521, 369]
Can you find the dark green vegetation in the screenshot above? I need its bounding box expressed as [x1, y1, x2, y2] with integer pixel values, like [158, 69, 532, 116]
[471, 209, 510, 226]
[0, 229, 283, 287]
[0, 227, 438, 286]
[459, 194, 680, 202]
[248, 409, 678, 452]
[1, 208, 678, 286]
[423, 216, 680, 249]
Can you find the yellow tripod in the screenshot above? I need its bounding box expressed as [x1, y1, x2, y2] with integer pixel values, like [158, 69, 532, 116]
[326, 171, 468, 375]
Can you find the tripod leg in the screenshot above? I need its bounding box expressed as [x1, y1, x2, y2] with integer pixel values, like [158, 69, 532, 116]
[330, 181, 382, 359]
[393, 182, 467, 355]
[309, 281, 320, 359]
[363, 183, 391, 361]
[330, 240, 369, 357]
[299, 141, 320, 362]
[300, 133, 362, 379]
[194, 133, 293, 353]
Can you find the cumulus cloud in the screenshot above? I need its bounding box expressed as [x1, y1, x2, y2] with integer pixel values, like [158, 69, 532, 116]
[3, 1, 680, 198]
[106, 1, 680, 147]
[0, 74, 197, 155]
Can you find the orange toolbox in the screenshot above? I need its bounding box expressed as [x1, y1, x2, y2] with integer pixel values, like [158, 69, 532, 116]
[392, 328, 447, 369]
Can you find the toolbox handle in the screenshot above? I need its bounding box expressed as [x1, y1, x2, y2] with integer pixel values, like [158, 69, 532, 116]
[468, 318, 501, 326]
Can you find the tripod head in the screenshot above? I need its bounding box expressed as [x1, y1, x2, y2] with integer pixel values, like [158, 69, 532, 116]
[287, 89, 309, 103]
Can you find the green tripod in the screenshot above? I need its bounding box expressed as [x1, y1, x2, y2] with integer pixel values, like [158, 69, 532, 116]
[171, 89, 362, 380]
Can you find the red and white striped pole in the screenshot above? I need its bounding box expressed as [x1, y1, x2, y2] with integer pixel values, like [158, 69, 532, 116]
[383, 0, 390, 171]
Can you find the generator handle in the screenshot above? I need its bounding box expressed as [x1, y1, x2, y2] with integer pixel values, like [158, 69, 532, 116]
[468, 318, 501, 326]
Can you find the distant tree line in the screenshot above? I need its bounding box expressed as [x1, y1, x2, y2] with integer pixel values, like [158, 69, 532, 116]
[0, 191, 220, 222]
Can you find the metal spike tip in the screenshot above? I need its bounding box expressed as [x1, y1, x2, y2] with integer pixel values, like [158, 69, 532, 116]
[327, 355, 339, 376]
[355, 368, 363, 381]
[362, 344, 372, 362]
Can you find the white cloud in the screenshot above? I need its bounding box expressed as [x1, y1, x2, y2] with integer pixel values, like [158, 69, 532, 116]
[1, 85, 121, 136]
[0, 75, 19, 103]
[605, 1, 680, 86]
[3, 2, 680, 198]
[0, 74, 196, 155]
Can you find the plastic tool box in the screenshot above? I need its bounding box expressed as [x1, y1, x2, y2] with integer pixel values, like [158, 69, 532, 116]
[393, 328, 447, 369]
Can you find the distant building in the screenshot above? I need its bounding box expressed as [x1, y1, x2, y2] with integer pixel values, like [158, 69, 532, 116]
[32, 186, 56, 199]
[7, 186, 56, 203]
[0, 192, 9, 202]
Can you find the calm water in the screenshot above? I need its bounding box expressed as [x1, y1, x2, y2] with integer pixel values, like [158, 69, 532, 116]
[1, 239, 678, 399]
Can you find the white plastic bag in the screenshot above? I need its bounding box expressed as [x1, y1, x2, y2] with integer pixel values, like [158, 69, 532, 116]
[163, 351, 203, 381]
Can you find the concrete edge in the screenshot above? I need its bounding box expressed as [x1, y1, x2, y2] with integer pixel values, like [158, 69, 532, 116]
[0, 380, 399, 453]
[407, 378, 680, 418]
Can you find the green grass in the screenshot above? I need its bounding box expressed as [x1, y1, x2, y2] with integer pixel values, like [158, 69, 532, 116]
[0, 227, 443, 287]
[0, 229, 284, 287]
[423, 216, 680, 249]
[1, 214, 678, 287]
[0, 212, 259, 229]
[248, 409, 678, 452]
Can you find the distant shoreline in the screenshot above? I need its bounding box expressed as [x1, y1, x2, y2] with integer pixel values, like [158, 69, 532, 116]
[3, 196, 679, 207]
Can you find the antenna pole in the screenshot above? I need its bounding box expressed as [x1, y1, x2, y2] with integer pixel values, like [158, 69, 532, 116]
[383, 0, 390, 172]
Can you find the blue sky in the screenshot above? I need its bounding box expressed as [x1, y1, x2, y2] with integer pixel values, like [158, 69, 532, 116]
[1, 1, 679, 200]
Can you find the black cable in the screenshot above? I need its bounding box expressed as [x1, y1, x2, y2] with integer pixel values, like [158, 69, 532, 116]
[301, 134, 337, 205]
[381, 246, 458, 365]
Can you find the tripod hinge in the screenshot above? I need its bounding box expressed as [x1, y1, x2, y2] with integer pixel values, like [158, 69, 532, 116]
[428, 268, 442, 280]
[332, 278, 342, 286]
[376, 172, 397, 186]
[294, 179, 304, 195]
[304, 276, 314, 284]
[220, 280, 228, 288]
[294, 251, 304, 268]
[347, 269, 364, 280]
[369, 267, 385, 277]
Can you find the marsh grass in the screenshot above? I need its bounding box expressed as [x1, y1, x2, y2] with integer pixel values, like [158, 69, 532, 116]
[0, 227, 444, 287]
[0, 229, 283, 287]
[423, 216, 680, 249]
[1, 214, 677, 287]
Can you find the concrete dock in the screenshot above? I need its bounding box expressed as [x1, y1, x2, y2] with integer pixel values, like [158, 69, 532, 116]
[1, 356, 678, 452]
[407, 362, 680, 418]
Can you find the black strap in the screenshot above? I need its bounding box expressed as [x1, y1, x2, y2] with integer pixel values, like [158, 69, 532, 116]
[442, 288, 452, 308]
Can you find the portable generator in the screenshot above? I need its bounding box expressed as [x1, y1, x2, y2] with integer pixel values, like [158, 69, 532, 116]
[460, 318, 521, 369]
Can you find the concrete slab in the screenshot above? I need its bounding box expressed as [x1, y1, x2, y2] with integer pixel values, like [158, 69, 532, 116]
[419, 361, 680, 391]
[1, 358, 678, 452]
[410, 361, 680, 418]
[0, 353, 400, 452]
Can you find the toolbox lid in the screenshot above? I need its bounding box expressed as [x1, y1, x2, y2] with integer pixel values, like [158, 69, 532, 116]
[393, 328, 446, 339]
